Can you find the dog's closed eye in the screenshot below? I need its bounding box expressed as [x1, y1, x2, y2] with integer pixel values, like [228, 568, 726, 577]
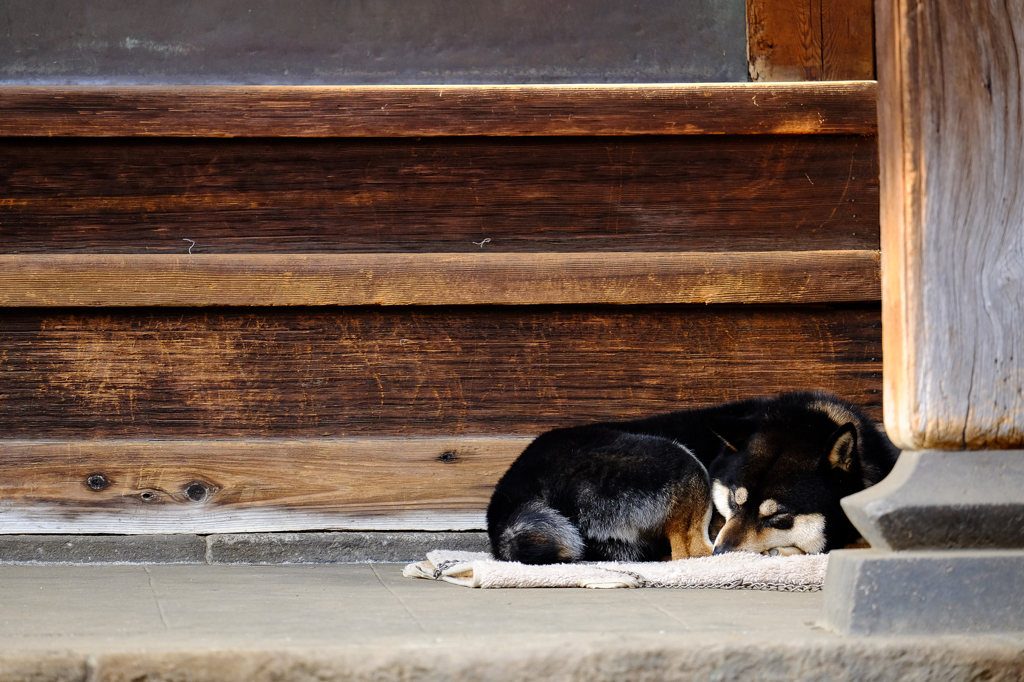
[762, 513, 794, 530]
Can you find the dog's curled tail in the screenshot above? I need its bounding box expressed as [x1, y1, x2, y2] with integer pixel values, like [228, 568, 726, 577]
[495, 500, 585, 564]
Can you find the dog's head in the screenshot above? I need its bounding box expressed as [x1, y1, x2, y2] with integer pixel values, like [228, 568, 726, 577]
[706, 396, 874, 555]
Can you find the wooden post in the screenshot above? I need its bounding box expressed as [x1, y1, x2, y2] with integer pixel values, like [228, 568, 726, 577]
[821, 0, 1024, 635]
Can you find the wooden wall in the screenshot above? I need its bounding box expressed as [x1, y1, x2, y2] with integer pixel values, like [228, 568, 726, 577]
[0, 5, 880, 533]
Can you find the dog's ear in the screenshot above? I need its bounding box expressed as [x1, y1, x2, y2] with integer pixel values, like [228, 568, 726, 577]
[827, 422, 858, 471]
[706, 415, 758, 453]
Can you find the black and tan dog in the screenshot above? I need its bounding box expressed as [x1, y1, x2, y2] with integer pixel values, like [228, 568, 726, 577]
[486, 391, 899, 564]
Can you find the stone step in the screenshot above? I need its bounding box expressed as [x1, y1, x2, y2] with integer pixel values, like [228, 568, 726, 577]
[1, 563, 1021, 682]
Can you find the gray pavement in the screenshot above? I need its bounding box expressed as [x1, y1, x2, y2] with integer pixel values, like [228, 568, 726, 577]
[1, 564, 1023, 681]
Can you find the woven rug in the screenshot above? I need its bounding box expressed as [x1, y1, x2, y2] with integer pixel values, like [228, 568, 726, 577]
[403, 549, 828, 590]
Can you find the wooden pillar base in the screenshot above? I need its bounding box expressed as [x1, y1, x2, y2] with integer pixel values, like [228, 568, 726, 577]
[821, 451, 1024, 635]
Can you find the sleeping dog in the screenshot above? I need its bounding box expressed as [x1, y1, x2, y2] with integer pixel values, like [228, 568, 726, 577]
[486, 392, 899, 563]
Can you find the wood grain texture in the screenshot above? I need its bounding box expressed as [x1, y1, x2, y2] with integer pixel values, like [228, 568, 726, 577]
[878, 0, 1024, 449]
[0, 305, 883, 440]
[0, 251, 881, 307]
[748, 0, 875, 81]
[748, 0, 823, 81]
[821, 0, 876, 80]
[0, 83, 877, 137]
[0, 438, 530, 533]
[0, 135, 880, 254]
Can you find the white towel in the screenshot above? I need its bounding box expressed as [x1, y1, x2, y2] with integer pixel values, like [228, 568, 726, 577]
[403, 549, 828, 590]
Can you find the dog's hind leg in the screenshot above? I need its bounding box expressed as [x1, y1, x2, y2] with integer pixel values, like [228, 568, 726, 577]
[663, 476, 714, 560]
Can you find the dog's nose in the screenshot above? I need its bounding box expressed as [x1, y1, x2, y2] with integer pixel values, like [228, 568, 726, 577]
[712, 545, 729, 556]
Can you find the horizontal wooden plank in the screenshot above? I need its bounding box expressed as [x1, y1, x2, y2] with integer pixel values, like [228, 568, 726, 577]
[0, 305, 883, 439]
[0, 83, 876, 137]
[0, 251, 881, 307]
[0, 135, 880, 254]
[0, 438, 530, 533]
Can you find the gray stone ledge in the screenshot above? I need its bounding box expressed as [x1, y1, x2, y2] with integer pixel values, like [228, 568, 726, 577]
[820, 548, 1024, 635]
[0, 534, 207, 564]
[0, 532, 489, 564]
[207, 531, 490, 564]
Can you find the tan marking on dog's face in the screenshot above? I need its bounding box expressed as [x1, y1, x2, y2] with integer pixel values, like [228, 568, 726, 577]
[733, 487, 748, 506]
[713, 513, 826, 555]
[759, 499, 779, 517]
[712, 480, 733, 520]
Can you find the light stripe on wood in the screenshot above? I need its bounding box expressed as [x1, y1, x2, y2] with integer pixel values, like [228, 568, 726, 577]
[0, 82, 877, 137]
[0, 438, 531, 534]
[0, 251, 881, 307]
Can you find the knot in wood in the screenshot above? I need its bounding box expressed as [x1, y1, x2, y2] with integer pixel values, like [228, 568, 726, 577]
[437, 451, 458, 463]
[184, 482, 209, 502]
[85, 473, 109, 491]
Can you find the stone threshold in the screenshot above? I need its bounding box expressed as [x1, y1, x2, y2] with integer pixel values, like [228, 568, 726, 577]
[1, 563, 1022, 682]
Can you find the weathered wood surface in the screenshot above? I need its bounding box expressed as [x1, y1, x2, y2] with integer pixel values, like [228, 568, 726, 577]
[0, 305, 883, 440]
[747, 0, 875, 81]
[0, 135, 879, 254]
[821, 0, 876, 81]
[0, 251, 881, 307]
[0, 438, 530, 533]
[878, 0, 1024, 450]
[0, 83, 877, 137]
